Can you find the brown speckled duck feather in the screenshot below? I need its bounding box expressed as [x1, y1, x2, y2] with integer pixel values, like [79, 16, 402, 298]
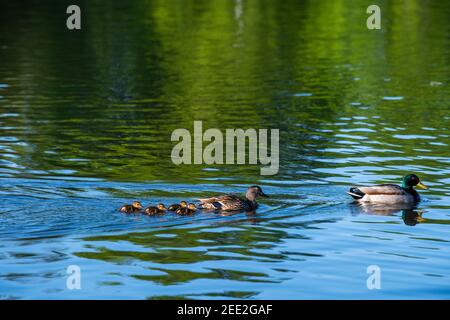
[198, 186, 268, 212]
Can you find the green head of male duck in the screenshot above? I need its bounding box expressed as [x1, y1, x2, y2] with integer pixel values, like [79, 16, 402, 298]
[401, 174, 428, 190]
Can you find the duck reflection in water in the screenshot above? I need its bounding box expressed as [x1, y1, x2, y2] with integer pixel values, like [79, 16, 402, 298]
[402, 209, 426, 226]
[350, 202, 426, 226]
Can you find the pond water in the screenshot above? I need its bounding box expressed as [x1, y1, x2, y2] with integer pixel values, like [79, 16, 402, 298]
[0, 1, 449, 299]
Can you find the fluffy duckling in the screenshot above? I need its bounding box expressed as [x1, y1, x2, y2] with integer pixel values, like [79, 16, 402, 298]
[118, 201, 143, 213]
[168, 201, 187, 212]
[348, 174, 428, 204]
[198, 186, 268, 212]
[143, 203, 167, 216]
[176, 203, 197, 216]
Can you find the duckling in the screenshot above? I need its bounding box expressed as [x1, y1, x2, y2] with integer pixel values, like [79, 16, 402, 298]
[176, 203, 197, 216]
[198, 185, 268, 212]
[143, 203, 167, 216]
[347, 174, 428, 204]
[118, 201, 143, 213]
[168, 201, 187, 212]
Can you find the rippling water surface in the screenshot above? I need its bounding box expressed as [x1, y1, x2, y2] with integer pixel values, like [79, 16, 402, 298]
[0, 1, 449, 299]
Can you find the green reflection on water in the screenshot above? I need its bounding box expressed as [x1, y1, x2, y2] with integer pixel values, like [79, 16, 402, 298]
[0, 0, 448, 185]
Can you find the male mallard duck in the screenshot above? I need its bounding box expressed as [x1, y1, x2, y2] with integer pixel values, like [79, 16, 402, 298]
[143, 203, 167, 216]
[168, 201, 187, 211]
[118, 201, 143, 213]
[347, 174, 428, 204]
[198, 185, 268, 211]
[176, 203, 197, 216]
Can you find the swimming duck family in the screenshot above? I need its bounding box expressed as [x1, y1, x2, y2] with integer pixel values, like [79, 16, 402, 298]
[118, 176, 428, 217]
[117, 185, 269, 215]
[347, 174, 427, 204]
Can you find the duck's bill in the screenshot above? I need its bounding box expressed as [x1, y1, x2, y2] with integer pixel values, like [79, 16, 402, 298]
[417, 182, 428, 189]
[260, 192, 269, 198]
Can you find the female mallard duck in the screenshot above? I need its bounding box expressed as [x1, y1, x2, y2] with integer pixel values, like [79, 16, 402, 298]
[347, 174, 428, 204]
[176, 203, 197, 216]
[143, 203, 167, 216]
[168, 201, 187, 212]
[198, 185, 268, 211]
[119, 201, 143, 213]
